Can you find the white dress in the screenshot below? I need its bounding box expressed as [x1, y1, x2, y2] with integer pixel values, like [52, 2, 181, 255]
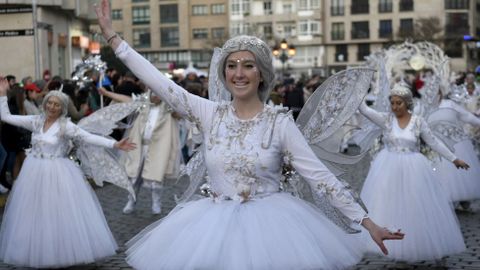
[359, 103, 466, 262]
[435, 99, 480, 202]
[117, 41, 367, 270]
[0, 97, 118, 268]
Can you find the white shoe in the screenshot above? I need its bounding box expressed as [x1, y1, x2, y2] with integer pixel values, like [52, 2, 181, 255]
[152, 189, 162, 214]
[122, 196, 135, 214]
[0, 184, 9, 194]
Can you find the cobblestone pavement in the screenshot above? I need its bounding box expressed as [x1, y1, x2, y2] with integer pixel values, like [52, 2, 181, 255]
[0, 161, 479, 269]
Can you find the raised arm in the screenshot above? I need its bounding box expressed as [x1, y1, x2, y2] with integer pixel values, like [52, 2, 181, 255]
[279, 116, 403, 254]
[0, 78, 36, 131]
[358, 102, 389, 128]
[95, 0, 214, 131]
[98, 87, 132, 103]
[419, 117, 469, 169]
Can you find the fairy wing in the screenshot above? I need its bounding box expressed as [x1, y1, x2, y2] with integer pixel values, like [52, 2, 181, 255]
[74, 102, 143, 199]
[293, 67, 375, 233]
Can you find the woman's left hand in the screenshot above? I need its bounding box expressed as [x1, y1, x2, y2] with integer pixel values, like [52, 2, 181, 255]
[362, 218, 405, 255]
[114, 138, 136, 151]
[453, 159, 470, 170]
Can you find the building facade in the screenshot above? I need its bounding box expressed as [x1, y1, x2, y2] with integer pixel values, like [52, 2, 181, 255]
[0, 0, 97, 80]
[104, 0, 229, 73]
[323, 0, 479, 74]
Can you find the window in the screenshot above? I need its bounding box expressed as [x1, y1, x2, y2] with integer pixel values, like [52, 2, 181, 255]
[446, 13, 469, 37]
[283, 3, 293, 14]
[230, 23, 250, 36]
[260, 23, 273, 38]
[331, 22, 345, 40]
[161, 27, 179, 47]
[133, 28, 150, 48]
[112, 9, 122, 20]
[445, 0, 469, 9]
[379, 20, 392, 38]
[284, 24, 296, 38]
[378, 0, 392, 12]
[399, 18, 414, 36]
[331, 0, 344, 16]
[211, 27, 226, 39]
[231, 0, 250, 15]
[298, 20, 321, 36]
[357, 44, 370, 61]
[132, 6, 149, 25]
[192, 51, 212, 63]
[160, 4, 178, 23]
[132, 0, 147, 2]
[351, 0, 369, 14]
[399, 0, 414, 11]
[192, 5, 208, 15]
[299, 0, 320, 10]
[335, 44, 348, 62]
[211, 4, 225, 14]
[193, 28, 208, 39]
[352, 21, 369, 39]
[264, 1, 272, 14]
[445, 39, 463, 57]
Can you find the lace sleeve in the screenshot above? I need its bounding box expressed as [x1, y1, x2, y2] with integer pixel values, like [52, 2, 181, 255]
[0, 96, 36, 131]
[419, 117, 457, 162]
[115, 41, 215, 132]
[280, 116, 367, 223]
[359, 102, 389, 128]
[65, 121, 115, 149]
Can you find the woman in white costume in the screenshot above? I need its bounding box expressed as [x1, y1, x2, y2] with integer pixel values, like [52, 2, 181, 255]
[98, 87, 181, 214]
[359, 83, 469, 263]
[96, 1, 404, 269]
[0, 78, 135, 268]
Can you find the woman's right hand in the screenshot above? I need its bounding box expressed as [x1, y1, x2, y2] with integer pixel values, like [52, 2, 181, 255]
[453, 159, 470, 170]
[0, 77, 9, 96]
[94, 0, 116, 41]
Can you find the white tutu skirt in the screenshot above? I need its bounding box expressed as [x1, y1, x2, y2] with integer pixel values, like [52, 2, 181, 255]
[361, 149, 465, 262]
[0, 156, 117, 268]
[436, 140, 480, 202]
[126, 192, 364, 270]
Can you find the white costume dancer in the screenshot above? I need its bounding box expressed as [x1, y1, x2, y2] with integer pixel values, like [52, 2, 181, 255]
[434, 99, 480, 202]
[359, 84, 467, 262]
[0, 88, 135, 268]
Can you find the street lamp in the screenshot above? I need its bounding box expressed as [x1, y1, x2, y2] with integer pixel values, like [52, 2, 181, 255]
[272, 38, 296, 77]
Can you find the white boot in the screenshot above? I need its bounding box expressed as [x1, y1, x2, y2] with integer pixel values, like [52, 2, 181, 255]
[123, 194, 136, 214]
[152, 189, 162, 214]
[0, 184, 9, 194]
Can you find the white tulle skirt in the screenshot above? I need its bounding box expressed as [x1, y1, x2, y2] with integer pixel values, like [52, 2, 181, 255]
[126, 192, 364, 270]
[436, 140, 480, 202]
[0, 156, 117, 268]
[361, 149, 465, 262]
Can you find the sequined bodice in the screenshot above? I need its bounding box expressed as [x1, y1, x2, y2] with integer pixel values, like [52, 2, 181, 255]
[383, 116, 420, 153]
[27, 121, 71, 159]
[204, 106, 284, 199]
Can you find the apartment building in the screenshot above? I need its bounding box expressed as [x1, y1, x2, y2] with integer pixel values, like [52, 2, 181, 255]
[323, 0, 479, 74]
[229, 0, 324, 77]
[107, 0, 229, 72]
[0, 0, 97, 79]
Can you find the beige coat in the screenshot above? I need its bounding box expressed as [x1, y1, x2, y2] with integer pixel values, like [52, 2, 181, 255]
[123, 101, 180, 182]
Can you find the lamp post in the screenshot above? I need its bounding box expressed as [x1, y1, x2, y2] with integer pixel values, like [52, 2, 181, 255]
[272, 39, 295, 78]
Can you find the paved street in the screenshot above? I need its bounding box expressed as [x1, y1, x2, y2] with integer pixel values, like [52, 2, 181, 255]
[0, 160, 479, 269]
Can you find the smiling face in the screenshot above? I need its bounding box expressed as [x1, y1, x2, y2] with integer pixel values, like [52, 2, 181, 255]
[390, 95, 409, 117]
[224, 51, 262, 102]
[44, 96, 63, 120]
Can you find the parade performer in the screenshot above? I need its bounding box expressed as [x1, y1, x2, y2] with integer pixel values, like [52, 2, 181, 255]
[96, 1, 403, 269]
[359, 83, 469, 262]
[0, 77, 135, 268]
[98, 87, 181, 214]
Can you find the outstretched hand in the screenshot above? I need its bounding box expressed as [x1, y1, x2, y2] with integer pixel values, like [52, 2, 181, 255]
[453, 159, 470, 170]
[114, 138, 136, 151]
[362, 218, 405, 255]
[94, 0, 115, 40]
